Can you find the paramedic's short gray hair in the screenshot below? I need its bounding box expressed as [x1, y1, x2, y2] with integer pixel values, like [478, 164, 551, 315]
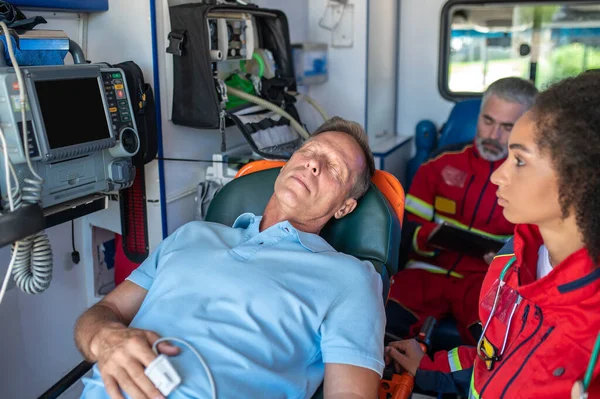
[481, 77, 539, 111]
[310, 116, 375, 200]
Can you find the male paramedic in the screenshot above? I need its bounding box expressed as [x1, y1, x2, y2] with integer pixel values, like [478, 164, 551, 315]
[75, 117, 385, 399]
[386, 77, 538, 344]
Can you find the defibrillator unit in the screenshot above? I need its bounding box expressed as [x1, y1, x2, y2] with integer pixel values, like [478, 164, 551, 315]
[0, 64, 141, 209]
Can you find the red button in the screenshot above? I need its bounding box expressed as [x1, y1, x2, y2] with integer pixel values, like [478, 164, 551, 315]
[12, 82, 19, 91]
[116, 89, 125, 99]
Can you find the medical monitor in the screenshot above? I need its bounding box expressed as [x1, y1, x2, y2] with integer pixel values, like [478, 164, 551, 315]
[35, 77, 110, 149]
[0, 63, 140, 211]
[24, 65, 116, 161]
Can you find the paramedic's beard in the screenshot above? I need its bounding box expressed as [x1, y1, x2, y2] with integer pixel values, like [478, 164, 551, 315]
[476, 136, 508, 162]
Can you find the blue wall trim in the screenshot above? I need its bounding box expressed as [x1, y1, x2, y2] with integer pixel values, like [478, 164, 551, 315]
[11, 0, 108, 12]
[364, 0, 370, 134]
[149, 0, 169, 239]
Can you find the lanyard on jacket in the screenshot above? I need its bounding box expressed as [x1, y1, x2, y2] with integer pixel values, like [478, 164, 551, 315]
[476, 256, 518, 370]
[573, 332, 600, 398]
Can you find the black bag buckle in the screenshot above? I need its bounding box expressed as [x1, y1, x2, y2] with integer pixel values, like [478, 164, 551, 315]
[166, 31, 185, 56]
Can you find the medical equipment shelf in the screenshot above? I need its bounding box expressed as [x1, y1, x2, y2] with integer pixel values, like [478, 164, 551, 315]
[11, 0, 108, 12]
[43, 193, 108, 229]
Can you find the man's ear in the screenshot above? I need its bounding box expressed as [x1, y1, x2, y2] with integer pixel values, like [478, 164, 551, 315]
[334, 198, 358, 219]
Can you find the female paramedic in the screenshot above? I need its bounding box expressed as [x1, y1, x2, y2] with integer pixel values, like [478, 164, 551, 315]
[384, 71, 600, 399]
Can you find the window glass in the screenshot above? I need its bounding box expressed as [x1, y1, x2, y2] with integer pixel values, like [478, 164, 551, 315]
[442, 3, 600, 98]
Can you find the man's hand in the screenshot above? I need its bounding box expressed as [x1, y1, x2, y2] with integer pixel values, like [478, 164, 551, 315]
[384, 339, 425, 377]
[483, 252, 496, 265]
[90, 324, 180, 399]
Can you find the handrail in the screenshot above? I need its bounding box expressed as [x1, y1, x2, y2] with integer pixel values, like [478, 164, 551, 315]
[37, 360, 93, 399]
[68, 39, 86, 65]
[0, 37, 86, 67]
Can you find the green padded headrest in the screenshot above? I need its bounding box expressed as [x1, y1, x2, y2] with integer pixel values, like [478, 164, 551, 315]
[205, 167, 401, 301]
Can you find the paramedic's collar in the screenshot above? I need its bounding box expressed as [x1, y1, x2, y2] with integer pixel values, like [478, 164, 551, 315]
[232, 213, 334, 253]
[512, 224, 600, 304]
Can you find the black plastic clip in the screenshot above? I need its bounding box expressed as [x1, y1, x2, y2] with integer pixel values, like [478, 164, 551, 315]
[166, 31, 185, 56]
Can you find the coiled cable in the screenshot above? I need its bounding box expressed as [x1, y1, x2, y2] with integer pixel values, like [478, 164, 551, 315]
[0, 20, 52, 295]
[0, 124, 20, 305]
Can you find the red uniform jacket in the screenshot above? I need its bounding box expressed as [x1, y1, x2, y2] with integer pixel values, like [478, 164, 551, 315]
[404, 141, 514, 275]
[589, 376, 600, 398]
[416, 224, 600, 398]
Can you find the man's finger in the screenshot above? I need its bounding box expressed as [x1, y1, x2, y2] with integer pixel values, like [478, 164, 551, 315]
[124, 335, 160, 368]
[144, 331, 181, 357]
[113, 366, 147, 399]
[124, 360, 165, 399]
[156, 341, 181, 356]
[144, 330, 162, 348]
[104, 375, 126, 399]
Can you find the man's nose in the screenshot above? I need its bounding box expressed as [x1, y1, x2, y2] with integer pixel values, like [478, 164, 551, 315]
[306, 158, 321, 175]
[491, 124, 503, 140]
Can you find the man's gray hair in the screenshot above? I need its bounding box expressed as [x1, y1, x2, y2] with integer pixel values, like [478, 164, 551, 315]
[481, 77, 539, 111]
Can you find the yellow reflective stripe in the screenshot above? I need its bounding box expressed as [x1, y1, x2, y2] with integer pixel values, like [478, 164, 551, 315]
[435, 214, 512, 242]
[412, 226, 436, 257]
[406, 261, 464, 279]
[448, 348, 463, 372]
[406, 194, 434, 221]
[469, 371, 480, 399]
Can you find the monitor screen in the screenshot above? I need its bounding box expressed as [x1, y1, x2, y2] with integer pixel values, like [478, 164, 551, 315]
[35, 77, 111, 150]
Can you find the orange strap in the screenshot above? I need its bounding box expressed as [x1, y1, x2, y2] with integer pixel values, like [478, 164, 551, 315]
[235, 160, 405, 224]
[235, 160, 286, 178]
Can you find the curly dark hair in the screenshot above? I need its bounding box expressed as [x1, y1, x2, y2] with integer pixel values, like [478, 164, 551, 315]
[532, 71, 600, 263]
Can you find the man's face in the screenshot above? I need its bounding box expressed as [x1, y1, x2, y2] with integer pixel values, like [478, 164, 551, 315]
[476, 94, 527, 162]
[273, 131, 366, 222]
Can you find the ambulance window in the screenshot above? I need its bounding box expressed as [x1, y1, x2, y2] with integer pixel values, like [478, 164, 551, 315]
[439, 1, 600, 100]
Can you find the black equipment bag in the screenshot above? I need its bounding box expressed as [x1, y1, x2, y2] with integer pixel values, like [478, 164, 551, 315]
[167, 3, 297, 130]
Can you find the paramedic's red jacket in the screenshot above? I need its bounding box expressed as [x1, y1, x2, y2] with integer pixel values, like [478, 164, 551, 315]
[414, 224, 600, 398]
[403, 142, 514, 275]
[589, 376, 600, 398]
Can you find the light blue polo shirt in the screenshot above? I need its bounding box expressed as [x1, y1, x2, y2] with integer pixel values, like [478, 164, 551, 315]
[81, 213, 385, 399]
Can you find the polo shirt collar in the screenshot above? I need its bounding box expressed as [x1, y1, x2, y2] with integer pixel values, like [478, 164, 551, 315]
[232, 213, 334, 253]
